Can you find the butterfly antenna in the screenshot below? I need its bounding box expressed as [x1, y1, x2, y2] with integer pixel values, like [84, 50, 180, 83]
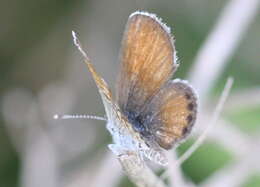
[159, 77, 234, 180]
[53, 114, 107, 121]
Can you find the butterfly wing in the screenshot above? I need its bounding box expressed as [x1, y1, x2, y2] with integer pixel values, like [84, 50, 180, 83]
[116, 12, 196, 150]
[72, 32, 115, 122]
[142, 80, 198, 149]
[85, 60, 169, 165]
[84, 62, 116, 122]
[116, 12, 178, 118]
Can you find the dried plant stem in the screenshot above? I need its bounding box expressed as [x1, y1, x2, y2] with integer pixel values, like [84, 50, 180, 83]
[118, 152, 166, 187]
[189, 0, 260, 100]
[224, 88, 260, 110]
[89, 151, 122, 187]
[166, 151, 193, 187]
[201, 136, 260, 187]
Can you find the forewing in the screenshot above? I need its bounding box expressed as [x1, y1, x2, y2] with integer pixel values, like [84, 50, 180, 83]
[116, 12, 178, 117]
[72, 31, 115, 121]
[144, 80, 198, 150]
[84, 62, 116, 121]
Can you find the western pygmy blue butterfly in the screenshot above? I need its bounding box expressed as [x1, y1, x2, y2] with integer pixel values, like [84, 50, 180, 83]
[71, 11, 198, 166]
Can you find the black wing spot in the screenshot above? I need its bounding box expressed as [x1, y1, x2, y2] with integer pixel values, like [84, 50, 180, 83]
[185, 93, 191, 100]
[187, 114, 193, 123]
[187, 103, 194, 111]
[182, 126, 189, 135]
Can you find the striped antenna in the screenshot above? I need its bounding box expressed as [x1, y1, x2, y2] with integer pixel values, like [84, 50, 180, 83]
[53, 114, 107, 121]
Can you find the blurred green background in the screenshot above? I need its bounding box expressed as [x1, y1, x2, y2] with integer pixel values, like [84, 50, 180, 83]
[0, 0, 259, 186]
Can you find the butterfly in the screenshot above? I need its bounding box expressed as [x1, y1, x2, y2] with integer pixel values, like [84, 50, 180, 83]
[72, 11, 198, 166]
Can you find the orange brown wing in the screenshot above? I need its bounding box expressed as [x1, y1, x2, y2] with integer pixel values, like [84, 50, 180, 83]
[143, 80, 198, 149]
[116, 12, 178, 117]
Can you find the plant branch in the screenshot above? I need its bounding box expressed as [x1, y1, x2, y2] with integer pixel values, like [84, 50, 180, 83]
[188, 0, 260, 100]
